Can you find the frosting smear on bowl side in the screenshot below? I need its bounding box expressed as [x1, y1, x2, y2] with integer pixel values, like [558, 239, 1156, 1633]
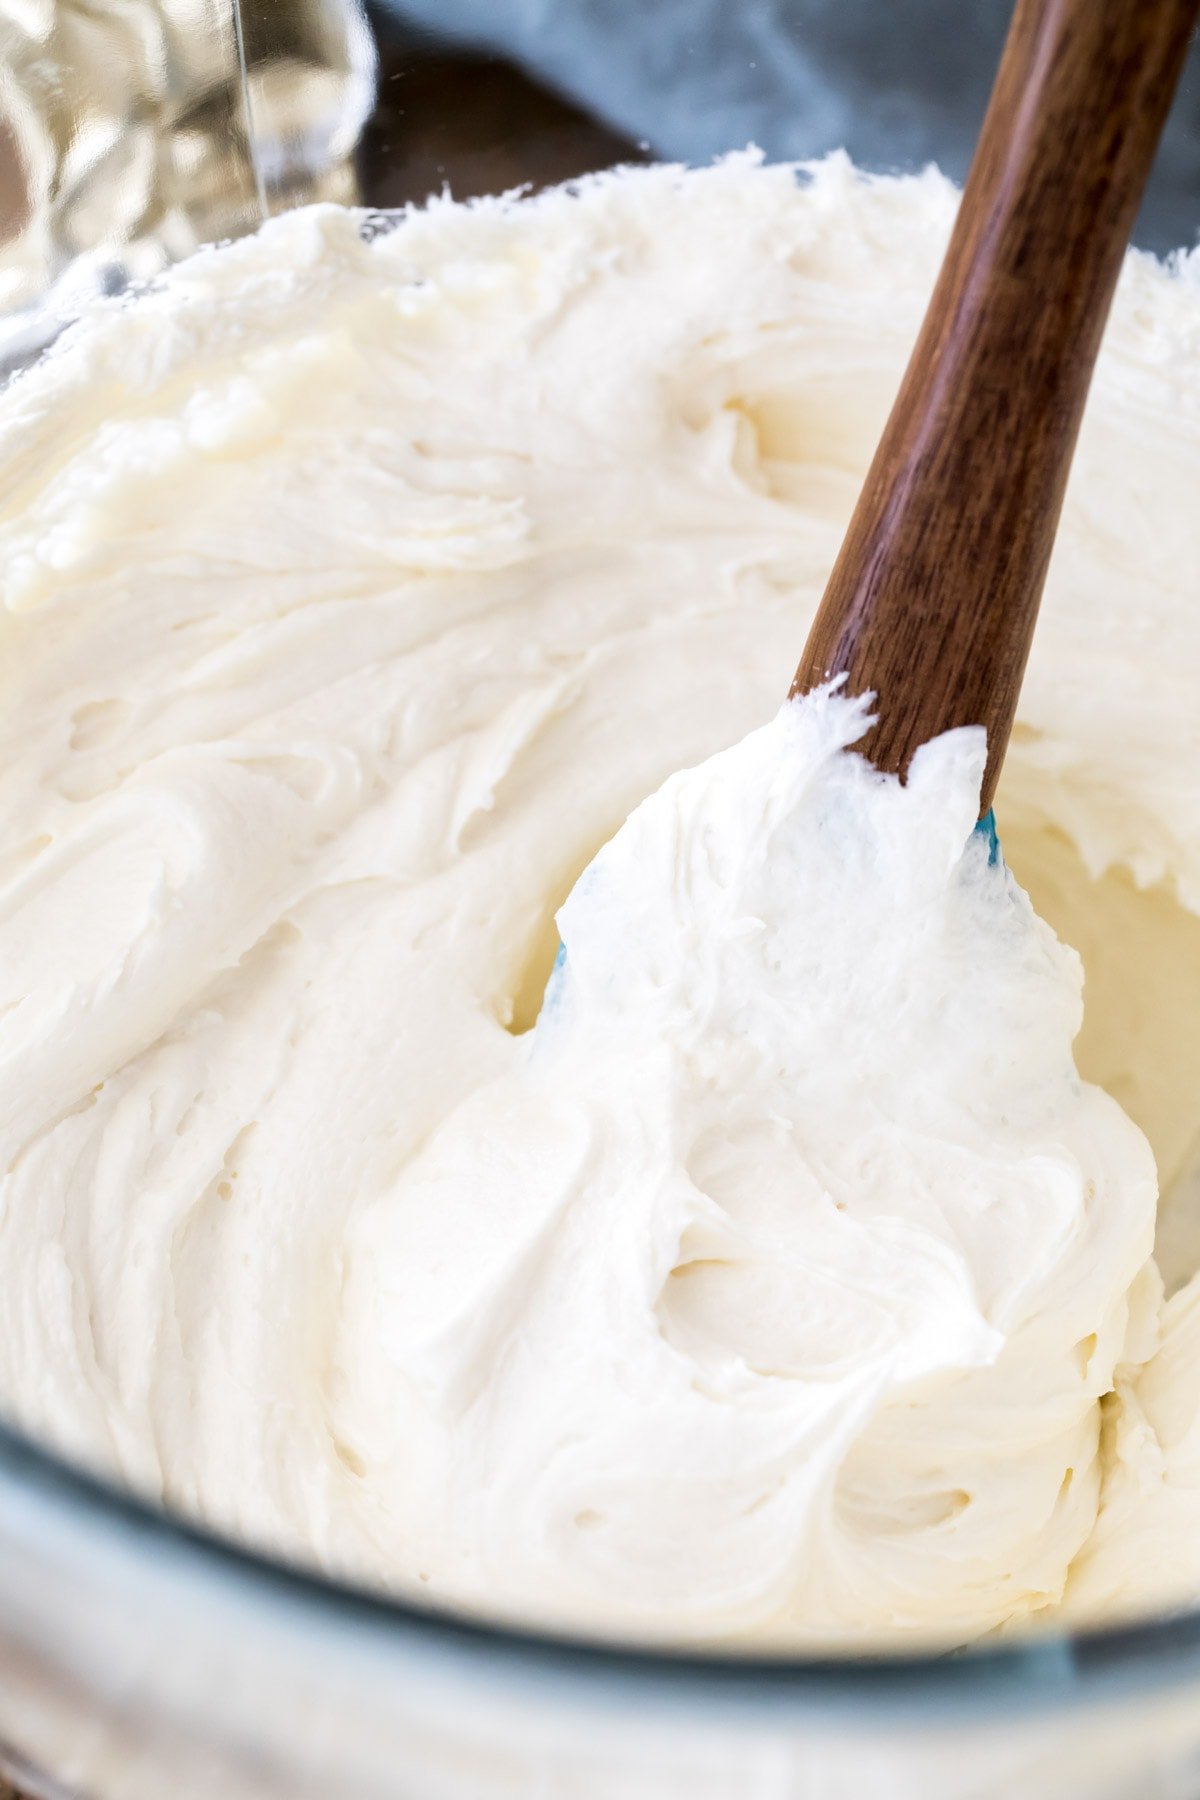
[0, 154, 1198, 1647]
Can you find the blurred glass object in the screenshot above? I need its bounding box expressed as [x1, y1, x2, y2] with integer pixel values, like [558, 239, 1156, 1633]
[0, 0, 375, 360]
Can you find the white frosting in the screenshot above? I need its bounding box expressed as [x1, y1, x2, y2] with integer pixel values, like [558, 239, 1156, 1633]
[336, 692, 1155, 1641]
[1064, 1271, 1200, 1624]
[0, 154, 1199, 1645]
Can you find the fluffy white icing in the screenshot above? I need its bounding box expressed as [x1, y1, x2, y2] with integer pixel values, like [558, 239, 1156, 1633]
[0, 154, 1198, 1645]
[334, 691, 1155, 1641]
[1064, 1270, 1200, 1624]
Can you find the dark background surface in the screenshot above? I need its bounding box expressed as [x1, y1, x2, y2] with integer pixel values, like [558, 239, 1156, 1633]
[360, 0, 1200, 253]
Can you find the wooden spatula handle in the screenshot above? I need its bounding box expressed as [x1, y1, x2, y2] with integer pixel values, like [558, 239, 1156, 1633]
[790, 0, 1199, 815]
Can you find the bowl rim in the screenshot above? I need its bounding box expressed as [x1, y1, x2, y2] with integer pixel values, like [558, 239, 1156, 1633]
[4, 1412, 1200, 1725]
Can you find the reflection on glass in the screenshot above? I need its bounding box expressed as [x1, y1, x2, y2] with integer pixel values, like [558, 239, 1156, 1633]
[0, 0, 375, 353]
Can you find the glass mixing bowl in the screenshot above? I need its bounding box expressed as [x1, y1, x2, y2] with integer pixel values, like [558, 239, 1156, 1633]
[1, 5, 1199, 1796]
[7, 1413, 1200, 1800]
